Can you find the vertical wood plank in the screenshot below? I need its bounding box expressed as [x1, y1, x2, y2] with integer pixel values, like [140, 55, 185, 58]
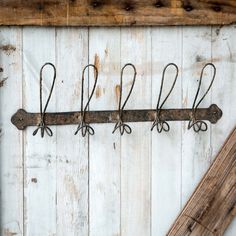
[23, 27, 57, 236]
[181, 27, 213, 205]
[89, 28, 121, 236]
[55, 27, 89, 236]
[120, 27, 152, 236]
[0, 27, 23, 235]
[211, 24, 236, 236]
[151, 27, 182, 235]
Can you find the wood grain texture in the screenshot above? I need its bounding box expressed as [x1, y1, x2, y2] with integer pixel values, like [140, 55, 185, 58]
[0, 27, 23, 236]
[23, 27, 57, 236]
[168, 126, 236, 236]
[181, 26, 212, 207]
[55, 27, 89, 235]
[1, 26, 236, 236]
[120, 27, 152, 236]
[211, 24, 236, 236]
[1, 1, 236, 26]
[151, 26, 182, 235]
[89, 28, 121, 236]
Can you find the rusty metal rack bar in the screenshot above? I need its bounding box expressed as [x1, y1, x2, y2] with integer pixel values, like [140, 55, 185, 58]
[11, 104, 222, 131]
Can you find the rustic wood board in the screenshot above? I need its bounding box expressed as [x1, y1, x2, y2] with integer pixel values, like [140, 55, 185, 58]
[168, 126, 236, 235]
[1, 26, 236, 235]
[1, 0, 236, 26]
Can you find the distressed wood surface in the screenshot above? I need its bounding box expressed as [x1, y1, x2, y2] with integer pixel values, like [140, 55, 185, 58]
[1, 1, 236, 26]
[181, 26, 212, 208]
[23, 27, 57, 235]
[211, 24, 236, 236]
[151, 26, 182, 235]
[89, 28, 121, 236]
[1, 26, 236, 236]
[168, 126, 236, 235]
[55, 27, 89, 235]
[0, 27, 23, 236]
[120, 27, 152, 236]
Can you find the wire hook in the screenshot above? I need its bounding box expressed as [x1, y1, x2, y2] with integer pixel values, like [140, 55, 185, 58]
[112, 63, 137, 135]
[33, 63, 56, 138]
[188, 63, 216, 132]
[74, 64, 98, 137]
[151, 63, 179, 133]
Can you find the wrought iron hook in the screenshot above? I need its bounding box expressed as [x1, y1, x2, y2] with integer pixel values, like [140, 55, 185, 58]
[112, 63, 137, 135]
[188, 63, 216, 133]
[74, 64, 98, 137]
[151, 63, 179, 133]
[33, 62, 56, 138]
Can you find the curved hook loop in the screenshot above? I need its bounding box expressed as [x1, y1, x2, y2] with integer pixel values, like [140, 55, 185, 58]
[151, 63, 178, 133]
[33, 62, 56, 138]
[112, 63, 137, 135]
[75, 64, 98, 137]
[188, 63, 216, 132]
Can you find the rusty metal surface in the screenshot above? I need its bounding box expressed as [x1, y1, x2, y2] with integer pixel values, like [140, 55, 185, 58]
[11, 104, 222, 131]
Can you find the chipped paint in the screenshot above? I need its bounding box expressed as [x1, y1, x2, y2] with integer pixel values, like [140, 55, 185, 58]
[105, 47, 109, 56]
[31, 178, 37, 183]
[0, 77, 8, 87]
[115, 85, 120, 104]
[0, 44, 16, 55]
[94, 53, 100, 73]
[64, 175, 80, 199]
[95, 85, 102, 98]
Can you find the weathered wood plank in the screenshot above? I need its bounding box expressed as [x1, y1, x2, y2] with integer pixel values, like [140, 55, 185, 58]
[0, 27, 23, 236]
[89, 28, 121, 236]
[151, 26, 182, 235]
[168, 126, 236, 235]
[181, 26, 212, 207]
[120, 27, 152, 236]
[23, 27, 57, 236]
[1, 1, 236, 26]
[55, 27, 89, 235]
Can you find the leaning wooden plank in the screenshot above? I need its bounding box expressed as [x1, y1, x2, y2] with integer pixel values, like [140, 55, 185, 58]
[168, 126, 236, 235]
[1, 0, 236, 26]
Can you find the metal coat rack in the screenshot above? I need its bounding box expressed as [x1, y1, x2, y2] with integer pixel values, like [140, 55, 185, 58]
[11, 62, 223, 137]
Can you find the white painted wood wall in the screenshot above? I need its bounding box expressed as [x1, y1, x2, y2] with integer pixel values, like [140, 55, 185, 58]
[0, 26, 236, 236]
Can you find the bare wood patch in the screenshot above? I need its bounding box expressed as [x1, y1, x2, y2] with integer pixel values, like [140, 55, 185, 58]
[3, 228, 17, 236]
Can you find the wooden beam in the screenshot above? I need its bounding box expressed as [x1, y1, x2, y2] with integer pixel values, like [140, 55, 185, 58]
[1, 1, 236, 26]
[168, 126, 236, 236]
